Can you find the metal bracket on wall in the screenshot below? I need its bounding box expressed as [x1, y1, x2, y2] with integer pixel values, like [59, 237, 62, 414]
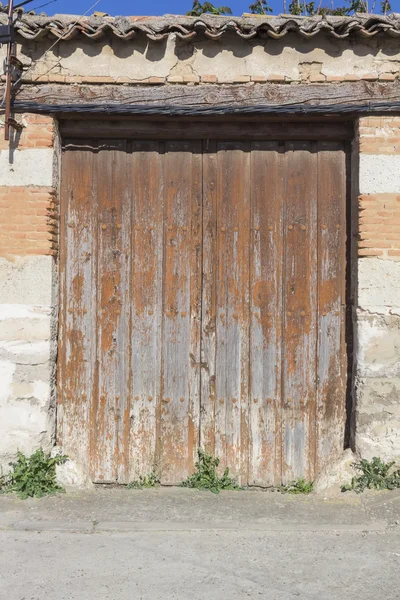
[0, 24, 14, 44]
[2, 0, 28, 140]
[6, 116, 22, 131]
[2, 0, 42, 139]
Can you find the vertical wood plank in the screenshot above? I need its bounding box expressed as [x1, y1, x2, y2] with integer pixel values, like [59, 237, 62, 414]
[189, 145, 203, 476]
[200, 140, 217, 456]
[161, 141, 202, 484]
[249, 142, 284, 486]
[316, 142, 347, 474]
[214, 142, 250, 485]
[113, 144, 131, 483]
[58, 145, 96, 475]
[91, 142, 126, 482]
[282, 142, 318, 483]
[129, 141, 164, 480]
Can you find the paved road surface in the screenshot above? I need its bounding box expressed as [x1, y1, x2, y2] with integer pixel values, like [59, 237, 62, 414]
[0, 488, 399, 599]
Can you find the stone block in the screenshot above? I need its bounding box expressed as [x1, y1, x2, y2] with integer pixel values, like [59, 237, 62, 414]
[356, 377, 400, 461]
[359, 154, 400, 194]
[357, 314, 400, 378]
[53, 449, 94, 489]
[0, 340, 51, 365]
[0, 149, 54, 186]
[313, 449, 358, 495]
[0, 355, 54, 470]
[358, 257, 400, 313]
[0, 256, 53, 305]
[0, 305, 51, 341]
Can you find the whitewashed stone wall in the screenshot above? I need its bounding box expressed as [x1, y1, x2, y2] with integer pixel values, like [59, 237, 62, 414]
[0, 115, 57, 474]
[356, 117, 400, 462]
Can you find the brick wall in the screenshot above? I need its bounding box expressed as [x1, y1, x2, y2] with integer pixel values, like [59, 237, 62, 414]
[0, 114, 56, 259]
[358, 117, 400, 260]
[0, 187, 57, 257]
[0, 113, 54, 150]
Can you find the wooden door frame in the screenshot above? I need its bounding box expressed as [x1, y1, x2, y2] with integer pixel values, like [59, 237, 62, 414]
[59, 117, 353, 142]
[57, 117, 355, 481]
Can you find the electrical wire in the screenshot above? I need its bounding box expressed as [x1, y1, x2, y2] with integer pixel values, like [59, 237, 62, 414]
[29, 0, 57, 13]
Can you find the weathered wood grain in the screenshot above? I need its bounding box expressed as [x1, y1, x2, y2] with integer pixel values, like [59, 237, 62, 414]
[161, 141, 202, 484]
[249, 142, 284, 487]
[60, 120, 352, 141]
[113, 144, 131, 484]
[58, 145, 96, 477]
[129, 142, 164, 481]
[282, 143, 318, 483]
[200, 140, 217, 456]
[10, 81, 400, 115]
[59, 133, 348, 486]
[315, 143, 347, 475]
[92, 143, 126, 482]
[188, 145, 203, 480]
[213, 143, 251, 484]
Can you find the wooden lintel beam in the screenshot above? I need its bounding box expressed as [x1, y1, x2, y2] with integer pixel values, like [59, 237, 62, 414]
[1, 81, 400, 117]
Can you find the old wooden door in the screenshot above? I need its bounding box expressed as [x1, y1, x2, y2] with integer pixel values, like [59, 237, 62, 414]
[59, 132, 347, 486]
[200, 141, 346, 486]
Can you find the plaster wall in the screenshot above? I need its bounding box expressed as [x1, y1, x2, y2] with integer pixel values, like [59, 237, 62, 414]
[0, 256, 56, 473]
[17, 33, 400, 83]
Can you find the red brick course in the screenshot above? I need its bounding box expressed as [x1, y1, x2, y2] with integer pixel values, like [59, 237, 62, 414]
[0, 114, 54, 151]
[0, 186, 57, 257]
[359, 117, 400, 155]
[358, 194, 400, 258]
[358, 117, 400, 259]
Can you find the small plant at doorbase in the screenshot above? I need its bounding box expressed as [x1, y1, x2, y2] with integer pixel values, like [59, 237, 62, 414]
[180, 448, 241, 494]
[126, 470, 161, 489]
[279, 478, 314, 494]
[341, 457, 400, 494]
[2, 449, 68, 500]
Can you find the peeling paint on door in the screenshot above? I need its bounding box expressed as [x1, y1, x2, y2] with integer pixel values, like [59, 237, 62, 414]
[58, 135, 347, 486]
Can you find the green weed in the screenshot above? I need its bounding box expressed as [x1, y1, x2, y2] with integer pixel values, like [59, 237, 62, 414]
[341, 457, 400, 493]
[280, 478, 314, 494]
[127, 471, 161, 490]
[181, 448, 241, 494]
[4, 448, 68, 500]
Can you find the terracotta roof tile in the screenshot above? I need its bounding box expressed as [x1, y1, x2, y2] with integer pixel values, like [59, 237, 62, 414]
[1, 13, 400, 43]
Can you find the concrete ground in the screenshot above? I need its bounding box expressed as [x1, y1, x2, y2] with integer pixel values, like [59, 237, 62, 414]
[0, 487, 399, 600]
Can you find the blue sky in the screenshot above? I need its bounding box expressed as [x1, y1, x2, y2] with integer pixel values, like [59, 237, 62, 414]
[30, 0, 400, 17]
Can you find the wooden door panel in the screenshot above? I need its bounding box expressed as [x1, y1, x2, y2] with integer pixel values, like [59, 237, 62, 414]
[129, 141, 164, 482]
[248, 142, 284, 487]
[60, 132, 347, 487]
[59, 145, 97, 477]
[213, 142, 251, 484]
[200, 140, 346, 486]
[282, 143, 318, 483]
[92, 142, 130, 482]
[200, 141, 218, 455]
[161, 141, 202, 484]
[316, 143, 347, 474]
